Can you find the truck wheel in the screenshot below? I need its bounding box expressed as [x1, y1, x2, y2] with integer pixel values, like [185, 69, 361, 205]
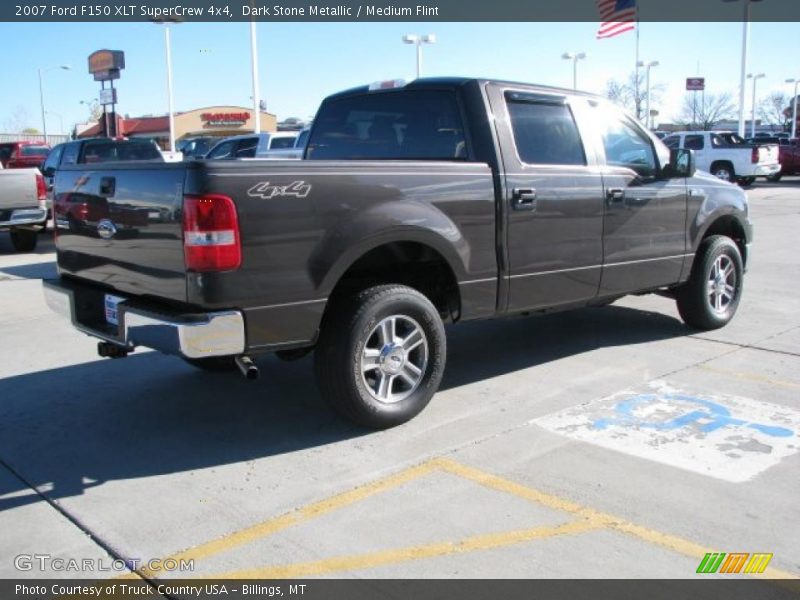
[738, 177, 756, 187]
[9, 228, 38, 252]
[710, 162, 735, 183]
[182, 356, 237, 372]
[766, 173, 782, 183]
[315, 284, 446, 428]
[676, 236, 743, 330]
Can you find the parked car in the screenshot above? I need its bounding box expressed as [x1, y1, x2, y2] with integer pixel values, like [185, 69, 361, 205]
[0, 141, 51, 169]
[44, 77, 752, 428]
[259, 127, 311, 159]
[204, 132, 299, 159]
[41, 138, 164, 212]
[761, 138, 800, 181]
[0, 162, 47, 251]
[177, 136, 218, 160]
[662, 131, 780, 185]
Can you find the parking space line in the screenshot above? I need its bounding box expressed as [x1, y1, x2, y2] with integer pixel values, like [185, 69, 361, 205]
[134, 460, 439, 579]
[697, 364, 800, 391]
[205, 519, 601, 579]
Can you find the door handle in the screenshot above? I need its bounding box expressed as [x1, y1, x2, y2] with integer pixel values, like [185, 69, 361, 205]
[512, 188, 536, 211]
[606, 188, 624, 204]
[99, 176, 116, 197]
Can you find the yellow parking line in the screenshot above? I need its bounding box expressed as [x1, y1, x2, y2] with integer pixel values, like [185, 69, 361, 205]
[134, 460, 439, 579]
[206, 519, 602, 579]
[698, 364, 800, 391]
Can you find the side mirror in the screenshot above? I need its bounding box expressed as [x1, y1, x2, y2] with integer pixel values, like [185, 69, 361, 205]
[42, 167, 55, 178]
[666, 148, 695, 178]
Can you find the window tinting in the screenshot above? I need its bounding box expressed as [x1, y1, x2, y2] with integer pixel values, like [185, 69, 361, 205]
[207, 140, 235, 159]
[269, 137, 296, 149]
[61, 143, 80, 165]
[20, 145, 49, 156]
[685, 135, 704, 150]
[663, 136, 681, 149]
[43, 145, 63, 173]
[307, 90, 467, 160]
[235, 138, 259, 158]
[506, 100, 586, 166]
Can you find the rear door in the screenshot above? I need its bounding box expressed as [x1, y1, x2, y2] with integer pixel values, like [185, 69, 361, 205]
[487, 84, 605, 312]
[589, 103, 688, 294]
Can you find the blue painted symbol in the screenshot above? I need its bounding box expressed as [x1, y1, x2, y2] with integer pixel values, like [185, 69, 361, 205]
[593, 394, 794, 438]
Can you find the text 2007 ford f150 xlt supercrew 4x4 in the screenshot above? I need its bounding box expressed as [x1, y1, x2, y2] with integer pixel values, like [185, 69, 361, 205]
[43, 78, 753, 428]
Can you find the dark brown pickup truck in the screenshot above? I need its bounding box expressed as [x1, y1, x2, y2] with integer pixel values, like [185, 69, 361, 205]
[43, 78, 753, 428]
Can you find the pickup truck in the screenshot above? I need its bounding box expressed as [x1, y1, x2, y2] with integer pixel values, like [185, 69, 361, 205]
[42, 78, 753, 428]
[0, 141, 51, 170]
[662, 131, 780, 185]
[204, 132, 299, 159]
[0, 162, 48, 251]
[746, 137, 800, 182]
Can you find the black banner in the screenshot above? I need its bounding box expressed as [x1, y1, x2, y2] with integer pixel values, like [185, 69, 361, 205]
[3, 579, 800, 600]
[3, 0, 800, 22]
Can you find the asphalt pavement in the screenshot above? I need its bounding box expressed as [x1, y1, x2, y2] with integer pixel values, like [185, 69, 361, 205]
[1, 179, 798, 585]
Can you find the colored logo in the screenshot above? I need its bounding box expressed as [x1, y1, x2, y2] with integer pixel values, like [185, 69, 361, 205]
[696, 552, 773, 574]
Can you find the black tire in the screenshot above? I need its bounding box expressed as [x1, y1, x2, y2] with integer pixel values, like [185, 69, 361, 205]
[676, 236, 743, 330]
[182, 356, 237, 372]
[766, 173, 782, 183]
[710, 162, 735, 183]
[314, 284, 446, 429]
[9, 228, 38, 252]
[738, 177, 756, 187]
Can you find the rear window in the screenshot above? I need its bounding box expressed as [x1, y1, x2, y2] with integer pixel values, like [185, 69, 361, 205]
[269, 136, 296, 150]
[21, 145, 49, 156]
[307, 90, 467, 160]
[80, 141, 162, 163]
[685, 135, 704, 150]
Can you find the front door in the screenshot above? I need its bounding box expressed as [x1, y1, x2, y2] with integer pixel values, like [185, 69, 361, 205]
[488, 85, 605, 313]
[591, 104, 688, 294]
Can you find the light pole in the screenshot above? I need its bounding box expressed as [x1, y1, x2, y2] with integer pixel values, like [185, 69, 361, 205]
[38, 65, 70, 143]
[787, 78, 799, 139]
[722, 0, 763, 137]
[250, 22, 261, 134]
[561, 52, 586, 90]
[402, 34, 436, 79]
[747, 73, 765, 137]
[153, 19, 180, 153]
[637, 60, 659, 129]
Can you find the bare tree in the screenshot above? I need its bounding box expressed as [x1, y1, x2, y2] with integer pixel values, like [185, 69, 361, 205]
[676, 92, 737, 130]
[2, 106, 33, 133]
[758, 91, 790, 130]
[605, 72, 663, 121]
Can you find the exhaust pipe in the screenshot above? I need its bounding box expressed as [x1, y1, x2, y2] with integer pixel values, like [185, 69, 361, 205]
[235, 355, 259, 380]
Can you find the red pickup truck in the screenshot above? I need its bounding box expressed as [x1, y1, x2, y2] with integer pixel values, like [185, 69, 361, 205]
[770, 139, 800, 181]
[0, 141, 51, 169]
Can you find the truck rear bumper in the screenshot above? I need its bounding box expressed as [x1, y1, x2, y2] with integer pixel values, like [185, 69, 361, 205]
[0, 207, 47, 229]
[754, 163, 781, 176]
[42, 278, 246, 359]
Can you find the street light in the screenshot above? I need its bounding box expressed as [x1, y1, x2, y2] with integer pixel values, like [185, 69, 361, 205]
[637, 60, 659, 129]
[747, 73, 765, 137]
[402, 34, 436, 79]
[38, 65, 70, 143]
[561, 52, 587, 90]
[722, 0, 764, 137]
[152, 18, 181, 153]
[786, 78, 799, 139]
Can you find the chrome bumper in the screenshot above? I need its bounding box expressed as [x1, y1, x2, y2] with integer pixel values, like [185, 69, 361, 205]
[42, 279, 246, 359]
[0, 207, 47, 228]
[754, 163, 781, 176]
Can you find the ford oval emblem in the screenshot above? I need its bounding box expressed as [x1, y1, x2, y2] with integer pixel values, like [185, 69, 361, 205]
[97, 219, 117, 240]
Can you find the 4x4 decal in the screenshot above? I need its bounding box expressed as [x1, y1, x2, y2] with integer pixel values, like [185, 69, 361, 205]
[247, 180, 311, 200]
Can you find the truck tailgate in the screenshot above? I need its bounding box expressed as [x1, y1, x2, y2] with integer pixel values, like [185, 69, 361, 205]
[54, 163, 188, 303]
[758, 144, 779, 165]
[0, 168, 40, 211]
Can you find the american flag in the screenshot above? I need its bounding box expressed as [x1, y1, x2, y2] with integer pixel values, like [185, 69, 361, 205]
[596, 0, 637, 39]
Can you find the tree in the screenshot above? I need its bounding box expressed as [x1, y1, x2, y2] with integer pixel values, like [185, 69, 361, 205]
[21, 127, 40, 134]
[758, 92, 790, 130]
[2, 106, 32, 133]
[676, 92, 736, 131]
[605, 72, 664, 121]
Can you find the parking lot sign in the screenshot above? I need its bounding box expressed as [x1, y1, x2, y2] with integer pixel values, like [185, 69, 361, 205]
[686, 77, 705, 91]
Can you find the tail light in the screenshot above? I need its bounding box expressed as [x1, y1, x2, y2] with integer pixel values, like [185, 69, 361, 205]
[751, 147, 759, 164]
[183, 194, 241, 272]
[35, 173, 47, 209]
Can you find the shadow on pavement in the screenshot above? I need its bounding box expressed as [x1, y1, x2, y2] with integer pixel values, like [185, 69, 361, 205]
[0, 303, 688, 511]
[0, 261, 57, 280]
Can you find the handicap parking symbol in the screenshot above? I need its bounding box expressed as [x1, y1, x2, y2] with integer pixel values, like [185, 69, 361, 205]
[593, 393, 794, 438]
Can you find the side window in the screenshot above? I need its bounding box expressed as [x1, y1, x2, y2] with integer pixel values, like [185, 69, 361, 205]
[207, 140, 235, 159]
[61, 143, 80, 166]
[685, 135, 705, 150]
[269, 137, 296, 150]
[662, 136, 681, 149]
[0, 146, 12, 162]
[506, 99, 586, 166]
[43, 145, 64, 173]
[235, 138, 258, 158]
[600, 113, 657, 176]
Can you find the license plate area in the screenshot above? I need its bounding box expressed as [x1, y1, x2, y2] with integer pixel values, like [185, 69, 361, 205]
[104, 294, 126, 326]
